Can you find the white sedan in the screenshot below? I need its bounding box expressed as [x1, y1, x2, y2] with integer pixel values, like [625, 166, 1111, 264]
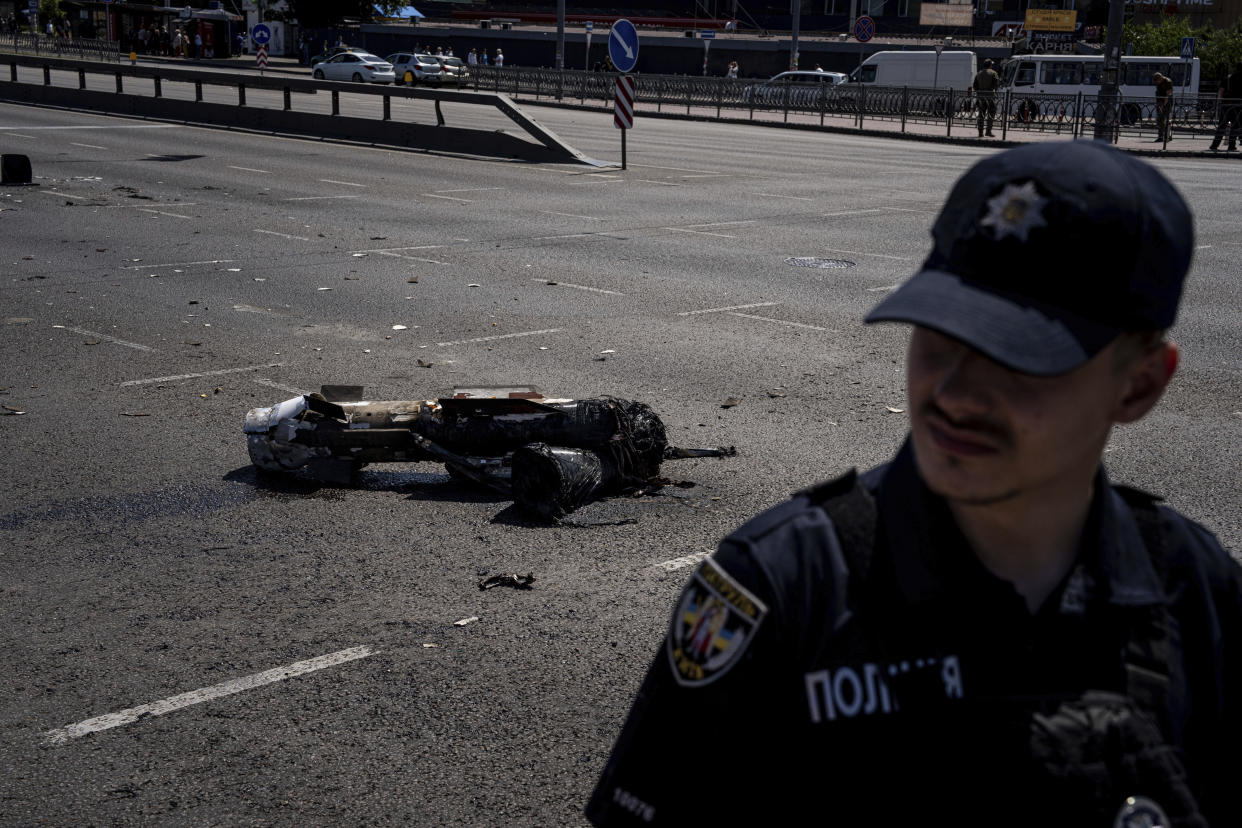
[311, 52, 396, 84]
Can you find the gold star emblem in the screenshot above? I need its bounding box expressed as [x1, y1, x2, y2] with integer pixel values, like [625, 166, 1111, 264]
[979, 181, 1048, 242]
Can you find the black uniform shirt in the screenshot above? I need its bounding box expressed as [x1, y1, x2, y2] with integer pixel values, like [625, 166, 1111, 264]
[587, 441, 1241, 827]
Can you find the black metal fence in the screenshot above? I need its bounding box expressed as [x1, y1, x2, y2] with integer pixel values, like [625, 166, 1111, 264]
[0, 32, 120, 63]
[468, 65, 1229, 145]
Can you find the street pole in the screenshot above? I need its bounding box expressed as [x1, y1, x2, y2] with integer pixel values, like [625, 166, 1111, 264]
[556, 0, 565, 100]
[790, 0, 801, 70]
[1093, 0, 1125, 141]
[703, 38, 711, 76]
[849, 0, 858, 42]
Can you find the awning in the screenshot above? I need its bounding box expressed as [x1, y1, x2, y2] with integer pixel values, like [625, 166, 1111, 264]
[377, 5, 425, 19]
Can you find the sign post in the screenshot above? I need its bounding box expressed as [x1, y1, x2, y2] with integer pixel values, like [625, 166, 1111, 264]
[700, 30, 715, 76]
[934, 42, 943, 89]
[853, 15, 874, 79]
[251, 23, 271, 75]
[585, 21, 593, 70]
[614, 74, 635, 169]
[608, 18, 639, 73]
[1180, 36, 1195, 89]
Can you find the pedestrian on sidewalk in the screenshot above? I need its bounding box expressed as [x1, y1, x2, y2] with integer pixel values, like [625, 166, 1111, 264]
[726, 60, 738, 79]
[972, 58, 1000, 137]
[1154, 72, 1175, 142]
[1209, 63, 1242, 152]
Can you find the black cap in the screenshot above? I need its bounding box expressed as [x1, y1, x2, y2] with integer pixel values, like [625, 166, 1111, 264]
[865, 142, 1193, 375]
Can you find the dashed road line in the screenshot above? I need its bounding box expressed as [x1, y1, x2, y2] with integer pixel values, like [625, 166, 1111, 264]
[436, 329, 562, 348]
[867, 284, 900, 293]
[318, 179, 366, 188]
[140, 208, 194, 220]
[532, 279, 624, 296]
[634, 179, 684, 186]
[44, 646, 375, 745]
[424, 193, 473, 203]
[54, 325, 155, 352]
[538, 210, 603, 220]
[436, 187, 503, 193]
[747, 192, 813, 201]
[822, 208, 892, 218]
[677, 302, 779, 316]
[254, 378, 309, 395]
[651, 551, 711, 573]
[2, 132, 35, 139]
[730, 312, 831, 332]
[350, 245, 443, 253]
[373, 251, 450, 265]
[683, 220, 756, 229]
[665, 227, 735, 238]
[69, 142, 107, 150]
[255, 229, 310, 241]
[631, 163, 717, 174]
[229, 165, 271, 174]
[119, 363, 286, 387]
[820, 246, 917, 262]
[285, 195, 359, 201]
[121, 259, 233, 270]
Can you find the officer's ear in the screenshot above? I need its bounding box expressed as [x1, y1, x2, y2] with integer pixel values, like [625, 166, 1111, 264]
[1111, 334, 1177, 425]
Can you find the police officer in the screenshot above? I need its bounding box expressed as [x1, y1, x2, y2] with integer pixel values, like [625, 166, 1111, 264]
[1154, 71, 1176, 142]
[587, 142, 1240, 827]
[1208, 62, 1242, 152]
[972, 58, 1000, 137]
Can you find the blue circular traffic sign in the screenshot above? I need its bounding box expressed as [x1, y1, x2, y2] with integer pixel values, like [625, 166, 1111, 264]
[854, 15, 875, 43]
[251, 24, 271, 46]
[609, 18, 640, 73]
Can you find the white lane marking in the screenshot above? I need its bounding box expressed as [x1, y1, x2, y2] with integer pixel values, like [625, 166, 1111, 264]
[678, 302, 780, 316]
[69, 142, 107, 150]
[119, 363, 286, 387]
[254, 229, 310, 241]
[532, 279, 624, 296]
[634, 179, 684, 187]
[2, 133, 35, 139]
[747, 192, 813, 201]
[350, 245, 443, 253]
[254, 378, 310, 395]
[528, 233, 603, 241]
[44, 646, 375, 745]
[229, 165, 271, 174]
[820, 246, 916, 262]
[139, 208, 194, 220]
[664, 227, 735, 239]
[538, 210, 603, 220]
[679, 173, 730, 179]
[684, 220, 756, 228]
[57, 326, 155, 352]
[122, 259, 233, 270]
[0, 124, 178, 130]
[107, 202, 200, 209]
[1195, 244, 1213, 250]
[423, 193, 472, 203]
[37, 190, 96, 200]
[651, 551, 711, 573]
[285, 195, 359, 201]
[436, 187, 503, 193]
[373, 251, 450, 265]
[882, 206, 938, 214]
[731, 312, 831, 332]
[436, 328, 562, 348]
[867, 284, 900, 293]
[822, 208, 891, 218]
[631, 163, 717, 174]
[318, 179, 366, 188]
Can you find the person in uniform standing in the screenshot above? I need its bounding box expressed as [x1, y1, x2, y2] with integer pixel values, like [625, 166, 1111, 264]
[971, 58, 1000, 137]
[1154, 71, 1175, 142]
[586, 141, 1240, 828]
[1209, 62, 1242, 152]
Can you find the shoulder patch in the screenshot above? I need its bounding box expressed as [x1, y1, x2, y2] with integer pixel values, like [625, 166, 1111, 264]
[667, 557, 769, 688]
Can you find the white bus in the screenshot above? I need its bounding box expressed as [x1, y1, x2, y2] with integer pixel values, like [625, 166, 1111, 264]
[1001, 54, 1201, 96]
[999, 54, 1201, 125]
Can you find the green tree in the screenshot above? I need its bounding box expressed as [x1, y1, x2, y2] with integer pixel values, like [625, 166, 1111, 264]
[38, 0, 63, 24]
[1116, 18, 1242, 85]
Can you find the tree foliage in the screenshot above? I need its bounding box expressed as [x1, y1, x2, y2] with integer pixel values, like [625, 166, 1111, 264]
[38, 0, 63, 22]
[1118, 17, 1242, 83]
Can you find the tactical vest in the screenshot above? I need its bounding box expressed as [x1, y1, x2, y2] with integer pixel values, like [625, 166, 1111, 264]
[797, 471, 1208, 827]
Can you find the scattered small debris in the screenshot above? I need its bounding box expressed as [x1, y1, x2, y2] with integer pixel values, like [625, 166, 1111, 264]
[352, 253, 367, 258]
[362, 349, 371, 354]
[5, 318, 33, 324]
[453, 616, 480, 627]
[467, 283, 481, 288]
[478, 573, 535, 591]
[317, 287, 333, 291]
[2, 405, 26, 415]
[422, 643, 438, 648]
[600, 350, 616, 354]
[721, 397, 741, 409]
[185, 341, 201, 346]
[767, 391, 786, 398]
[21, 255, 33, 260]
[886, 406, 905, 413]
[407, 276, 419, 284]
[121, 412, 150, 417]
[188, 300, 199, 305]
[254, 278, 266, 282]
[416, 359, 433, 368]
[227, 268, 241, 272]
[95, 248, 106, 252]
[199, 394, 207, 399]
[538, 346, 549, 351]
[214, 386, 223, 395]
[84, 340, 99, 346]
[392, 325, 407, 331]
[370, 236, 387, 240]
[545, 280, 558, 286]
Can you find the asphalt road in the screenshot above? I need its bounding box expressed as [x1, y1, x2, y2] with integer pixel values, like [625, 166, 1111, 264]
[2, 100, 1239, 825]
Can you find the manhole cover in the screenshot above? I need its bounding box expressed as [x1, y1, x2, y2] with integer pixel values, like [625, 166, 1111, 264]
[785, 257, 856, 269]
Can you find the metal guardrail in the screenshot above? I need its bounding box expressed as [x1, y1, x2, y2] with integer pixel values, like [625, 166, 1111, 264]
[0, 32, 120, 63]
[468, 65, 1225, 145]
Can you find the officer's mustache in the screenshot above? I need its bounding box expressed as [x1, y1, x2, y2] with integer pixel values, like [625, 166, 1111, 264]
[920, 400, 1014, 450]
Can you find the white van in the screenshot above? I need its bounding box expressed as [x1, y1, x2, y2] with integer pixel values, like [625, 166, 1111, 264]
[848, 50, 977, 90]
